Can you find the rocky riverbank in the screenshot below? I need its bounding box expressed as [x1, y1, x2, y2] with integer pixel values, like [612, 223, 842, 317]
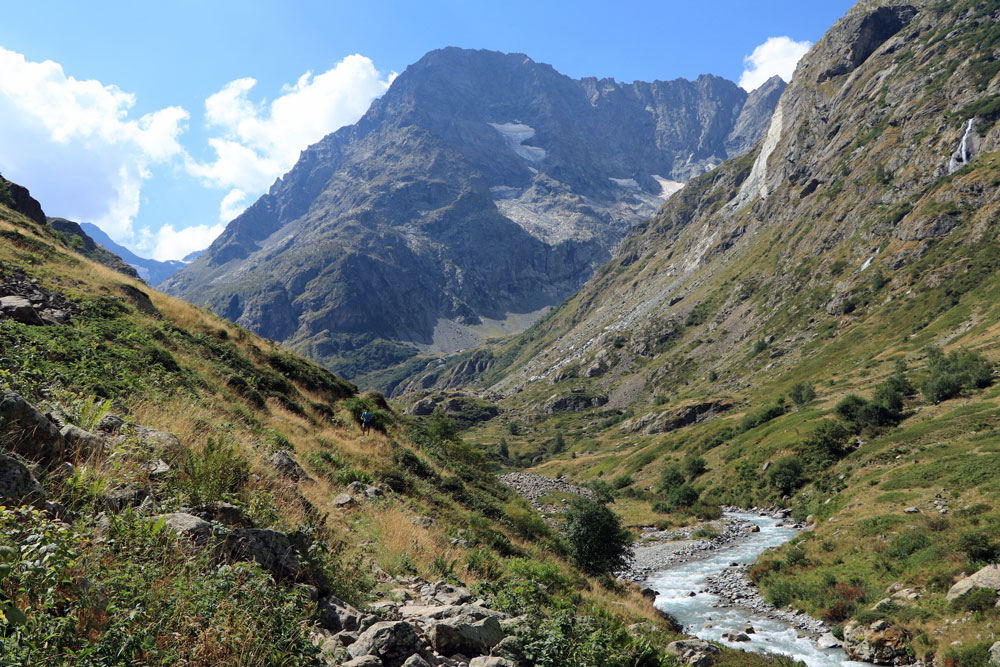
[704, 563, 831, 640]
[620, 507, 798, 583]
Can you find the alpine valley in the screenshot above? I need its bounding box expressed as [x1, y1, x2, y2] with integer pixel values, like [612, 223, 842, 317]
[2, 0, 1000, 666]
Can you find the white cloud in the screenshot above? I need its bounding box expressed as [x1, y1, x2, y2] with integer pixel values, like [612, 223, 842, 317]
[189, 54, 395, 220]
[149, 222, 226, 262]
[219, 188, 248, 221]
[739, 37, 812, 91]
[0, 46, 188, 240]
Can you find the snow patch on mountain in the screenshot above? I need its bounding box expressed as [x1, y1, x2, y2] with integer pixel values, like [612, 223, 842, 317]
[489, 122, 547, 161]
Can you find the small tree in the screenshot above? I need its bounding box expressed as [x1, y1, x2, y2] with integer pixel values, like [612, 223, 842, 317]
[683, 455, 707, 480]
[789, 382, 816, 407]
[768, 457, 805, 495]
[562, 496, 634, 575]
[657, 464, 685, 492]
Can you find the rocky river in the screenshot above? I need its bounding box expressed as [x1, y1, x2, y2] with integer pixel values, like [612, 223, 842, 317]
[640, 512, 869, 666]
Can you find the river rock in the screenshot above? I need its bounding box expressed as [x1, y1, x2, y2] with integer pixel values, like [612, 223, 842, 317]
[666, 639, 721, 666]
[843, 619, 910, 664]
[818, 632, 842, 649]
[947, 564, 1000, 601]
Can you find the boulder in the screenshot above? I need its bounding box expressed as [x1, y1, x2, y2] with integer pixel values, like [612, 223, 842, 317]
[0, 296, 44, 325]
[154, 512, 213, 545]
[491, 635, 526, 664]
[131, 426, 181, 452]
[666, 639, 721, 667]
[189, 501, 248, 528]
[428, 615, 504, 657]
[842, 620, 910, 664]
[989, 640, 1000, 667]
[142, 458, 170, 479]
[318, 596, 365, 632]
[424, 582, 474, 606]
[95, 414, 125, 433]
[470, 658, 517, 667]
[102, 485, 150, 513]
[400, 604, 505, 622]
[401, 655, 431, 667]
[333, 493, 356, 508]
[221, 528, 303, 582]
[947, 564, 1000, 601]
[0, 391, 67, 463]
[60, 424, 104, 458]
[818, 632, 842, 649]
[347, 621, 420, 667]
[270, 450, 312, 482]
[342, 657, 382, 667]
[0, 454, 46, 507]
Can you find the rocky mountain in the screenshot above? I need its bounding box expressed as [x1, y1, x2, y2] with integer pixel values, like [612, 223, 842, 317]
[398, 0, 1000, 661]
[79, 221, 188, 285]
[161, 48, 783, 379]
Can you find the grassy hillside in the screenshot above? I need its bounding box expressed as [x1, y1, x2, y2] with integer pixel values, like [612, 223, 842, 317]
[0, 186, 816, 666]
[405, 1, 1000, 663]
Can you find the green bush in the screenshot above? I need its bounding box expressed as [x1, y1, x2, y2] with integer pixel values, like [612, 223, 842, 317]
[561, 496, 634, 575]
[768, 457, 805, 495]
[921, 346, 994, 403]
[504, 498, 550, 540]
[683, 455, 707, 479]
[789, 382, 816, 406]
[175, 437, 251, 505]
[887, 532, 930, 560]
[741, 399, 786, 431]
[797, 420, 851, 465]
[959, 531, 999, 564]
[657, 464, 685, 491]
[951, 588, 998, 613]
[667, 484, 700, 508]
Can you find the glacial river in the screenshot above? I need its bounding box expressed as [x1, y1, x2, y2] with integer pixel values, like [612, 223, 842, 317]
[646, 512, 868, 666]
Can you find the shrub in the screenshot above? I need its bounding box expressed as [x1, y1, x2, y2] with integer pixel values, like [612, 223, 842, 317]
[667, 483, 700, 508]
[741, 399, 786, 431]
[584, 480, 615, 504]
[657, 464, 685, 491]
[465, 548, 502, 579]
[797, 420, 851, 465]
[175, 437, 250, 505]
[789, 382, 816, 406]
[683, 455, 707, 479]
[610, 474, 633, 490]
[768, 457, 805, 495]
[958, 531, 998, 564]
[952, 588, 998, 613]
[921, 346, 994, 403]
[504, 499, 550, 540]
[887, 532, 930, 560]
[561, 496, 634, 575]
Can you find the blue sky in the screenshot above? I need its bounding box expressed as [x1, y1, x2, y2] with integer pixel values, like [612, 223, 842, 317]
[0, 1, 854, 260]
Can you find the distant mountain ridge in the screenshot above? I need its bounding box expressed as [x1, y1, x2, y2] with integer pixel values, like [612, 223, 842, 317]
[162, 48, 784, 379]
[79, 222, 188, 285]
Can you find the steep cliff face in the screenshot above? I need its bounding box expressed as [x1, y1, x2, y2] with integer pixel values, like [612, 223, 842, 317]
[161, 48, 782, 379]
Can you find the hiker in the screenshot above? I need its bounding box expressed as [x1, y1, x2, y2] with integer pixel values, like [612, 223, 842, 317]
[361, 408, 372, 435]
